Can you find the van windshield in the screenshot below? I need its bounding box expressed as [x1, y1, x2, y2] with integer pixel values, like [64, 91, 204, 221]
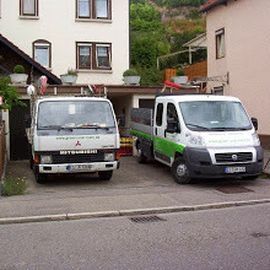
[38, 101, 115, 130]
[179, 101, 252, 131]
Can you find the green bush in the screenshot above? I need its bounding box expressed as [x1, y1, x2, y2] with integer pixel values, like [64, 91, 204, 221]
[1, 176, 27, 196]
[0, 76, 26, 110]
[13, 65, 25, 74]
[67, 68, 78, 76]
[123, 69, 139, 76]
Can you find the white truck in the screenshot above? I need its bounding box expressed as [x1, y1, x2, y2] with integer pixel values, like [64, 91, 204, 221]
[131, 94, 263, 184]
[26, 96, 120, 183]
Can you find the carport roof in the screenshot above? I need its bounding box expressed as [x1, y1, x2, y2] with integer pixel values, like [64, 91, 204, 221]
[0, 34, 62, 85]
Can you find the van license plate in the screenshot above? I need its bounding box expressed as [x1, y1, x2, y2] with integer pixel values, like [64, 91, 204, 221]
[225, 167, 246, 174]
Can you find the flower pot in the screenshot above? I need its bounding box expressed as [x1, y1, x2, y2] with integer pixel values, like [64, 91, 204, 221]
[123, 76, 141, 86]
[9, 73, 28, 85]
[172, 76, 188, 84]
[60, 74, 78, 85]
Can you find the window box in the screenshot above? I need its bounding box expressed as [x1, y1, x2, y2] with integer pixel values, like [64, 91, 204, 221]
[60, 74, 78, 85]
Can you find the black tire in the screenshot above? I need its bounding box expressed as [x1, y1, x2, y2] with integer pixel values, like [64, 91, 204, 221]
[35, 173, 47, 184]
[137, 145, 147, 164]
[29, 158, 33, 170]
[34, 166, 47, 184]
[171, 158, 191, 184]
[98, 170, 113, 181]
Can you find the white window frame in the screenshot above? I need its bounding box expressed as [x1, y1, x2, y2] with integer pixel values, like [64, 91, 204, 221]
[33, 40, 51, 68]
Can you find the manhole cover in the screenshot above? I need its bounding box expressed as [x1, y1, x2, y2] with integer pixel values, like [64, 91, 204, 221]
[216, 186, 254, 194]
[129, 215, 166, 223]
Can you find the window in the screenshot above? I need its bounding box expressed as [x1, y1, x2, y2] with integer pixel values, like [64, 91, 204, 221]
[167, 103, 179, 123]
[96, 45, 111, 68]
[216, 28, 225, 59]
[76, 0, 111, 20]
[20, 0, 38, 16]
[156, 103, 163, 127]
[33, 40, 51, 68]
[76, 42, 111, 70]
[77, 0, 91, 18]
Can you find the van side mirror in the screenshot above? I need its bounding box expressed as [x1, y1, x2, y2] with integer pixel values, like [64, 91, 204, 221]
[25, 114, 31, 128]
[251, 117, 258, 131]
[166, 119, 180, 133]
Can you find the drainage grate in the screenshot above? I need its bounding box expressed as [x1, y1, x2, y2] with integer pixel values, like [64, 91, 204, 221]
[216, 185, 254, 194]
[129, 215, 166, 223]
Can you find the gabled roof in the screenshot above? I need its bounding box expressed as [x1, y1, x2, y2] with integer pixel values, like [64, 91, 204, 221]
[200, 0, 228, 12]
[0, 34, 62, 84]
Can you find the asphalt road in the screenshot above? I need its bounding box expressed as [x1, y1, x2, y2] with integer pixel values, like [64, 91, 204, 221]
[0, 204, 270, 270]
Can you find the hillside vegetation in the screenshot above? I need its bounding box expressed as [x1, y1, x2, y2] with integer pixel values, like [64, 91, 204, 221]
[130, 0, 207, 85]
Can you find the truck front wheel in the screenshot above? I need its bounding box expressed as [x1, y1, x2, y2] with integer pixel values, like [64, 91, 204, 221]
[98, 170, 113, 181]
[35, 172, 47, 184]
[172, 158, 191, 184]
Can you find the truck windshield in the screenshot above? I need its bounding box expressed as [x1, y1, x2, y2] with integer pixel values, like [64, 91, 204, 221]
[38, 101, 115, 130]
[179, 101, 252, 131]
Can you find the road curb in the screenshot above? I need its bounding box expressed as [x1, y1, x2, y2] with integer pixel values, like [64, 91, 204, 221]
[1, 198, 270, 225]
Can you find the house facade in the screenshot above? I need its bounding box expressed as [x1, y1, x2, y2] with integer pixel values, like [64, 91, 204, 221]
[201, 0, 270, 147]
[0, 0, 129, 85]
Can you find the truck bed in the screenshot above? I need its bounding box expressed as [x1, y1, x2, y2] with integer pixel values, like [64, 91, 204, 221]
[130, 108, 153, 137]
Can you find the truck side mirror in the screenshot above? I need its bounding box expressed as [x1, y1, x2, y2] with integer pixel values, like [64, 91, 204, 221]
[166, 119, 180, 133]
[251, 117, 258, 131]
[25, 114, 31, 128]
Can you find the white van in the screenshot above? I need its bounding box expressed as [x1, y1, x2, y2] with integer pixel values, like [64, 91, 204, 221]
[26, 96, 120, 183]
[131, 94, 263, 184]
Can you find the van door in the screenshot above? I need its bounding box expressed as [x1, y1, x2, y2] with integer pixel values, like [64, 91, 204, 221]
[164, 102, 183, 165]
[153, 102, 169, 164]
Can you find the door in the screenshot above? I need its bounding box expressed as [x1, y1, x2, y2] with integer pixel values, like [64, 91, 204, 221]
[9, 100, 30, 160]
[154, 102, 182, 165]
[153, 102, 170, 164]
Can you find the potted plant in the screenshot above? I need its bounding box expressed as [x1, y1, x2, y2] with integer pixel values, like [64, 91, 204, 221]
[60, 68, 78, 85]
[123, 68, 141, 86]
[172, 68, 188, 84]
[9, 64, 28, 85]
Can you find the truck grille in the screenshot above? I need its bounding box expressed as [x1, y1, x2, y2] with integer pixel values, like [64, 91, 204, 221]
[215, 152, 253, 163]
[52, 153, 104, 164]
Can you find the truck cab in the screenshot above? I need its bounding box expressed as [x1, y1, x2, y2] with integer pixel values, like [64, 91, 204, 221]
[27, 96, 120, 183]
[131, 95, 263, 184]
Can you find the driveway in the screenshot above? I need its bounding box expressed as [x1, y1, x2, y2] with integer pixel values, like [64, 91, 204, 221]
[1, 157, 270, 218]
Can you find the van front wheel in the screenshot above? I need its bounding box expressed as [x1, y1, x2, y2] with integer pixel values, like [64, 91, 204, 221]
[172, 158, 191, 184]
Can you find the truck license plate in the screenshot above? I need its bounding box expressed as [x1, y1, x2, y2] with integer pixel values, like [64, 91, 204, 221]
[67, 165, 92, 172]
[225, 166, 246, 174]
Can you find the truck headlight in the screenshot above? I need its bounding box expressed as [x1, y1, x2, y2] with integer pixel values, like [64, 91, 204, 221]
[104, 153, 115, 161]
[40, 155, 52, 164]
[252, 133, 260, 146]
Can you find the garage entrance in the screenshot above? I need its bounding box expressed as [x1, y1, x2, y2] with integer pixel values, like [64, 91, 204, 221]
[9, 100, 30, 160]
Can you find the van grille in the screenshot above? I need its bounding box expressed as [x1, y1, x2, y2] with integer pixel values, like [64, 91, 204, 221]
[215, 152, 253, 163]
[52, 153, 104, 164]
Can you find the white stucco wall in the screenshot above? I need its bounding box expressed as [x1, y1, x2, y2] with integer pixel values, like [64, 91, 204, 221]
[206, 0, 270, 135]
[0, 0, 129, 85]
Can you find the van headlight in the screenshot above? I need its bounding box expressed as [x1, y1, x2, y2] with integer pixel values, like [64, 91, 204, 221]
[104, 153, 115, 161]
[252, 133, 260, 146]
[186, 133, 205, 147]
[40, 155, 52, 164]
